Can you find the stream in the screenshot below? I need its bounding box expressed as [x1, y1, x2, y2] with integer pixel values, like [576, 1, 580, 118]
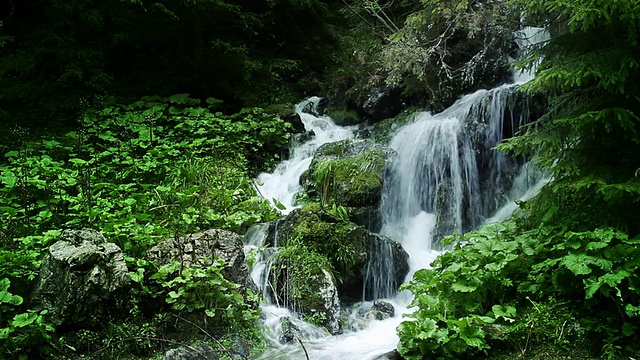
[248, 27, 549, 360]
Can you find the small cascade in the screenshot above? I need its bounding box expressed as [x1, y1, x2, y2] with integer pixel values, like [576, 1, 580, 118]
[256, 97, 356, 213]
[363, 240, 398, 300]
[380, 84, 532, 249]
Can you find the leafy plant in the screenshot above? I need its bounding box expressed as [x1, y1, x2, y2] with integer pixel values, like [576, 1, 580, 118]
[151, 260, 260, 328]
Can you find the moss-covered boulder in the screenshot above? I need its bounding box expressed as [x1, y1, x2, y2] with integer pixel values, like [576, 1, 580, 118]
[267, 204, 409, 304]
[301, 139, 395, 231]
[270, 245, 341, 334]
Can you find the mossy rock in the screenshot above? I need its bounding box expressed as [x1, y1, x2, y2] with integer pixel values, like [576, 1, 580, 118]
[269, 245, 341, 334]
[303, 139, 395, 208]
[267, 203, 409, 303]
[370, 107, 420, 143]
[324, 107, 362, 126]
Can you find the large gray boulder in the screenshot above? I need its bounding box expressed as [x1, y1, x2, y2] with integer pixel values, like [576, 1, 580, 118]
[147, 229, 257, 295]
[31, 228, 131, 327]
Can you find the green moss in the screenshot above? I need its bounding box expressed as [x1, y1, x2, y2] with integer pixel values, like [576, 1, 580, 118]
[321, 141, 349, 156]
[370, 107, 420, 143]
[324, 108, 361, 126]
[292, 203, 360, 272]
[271, 245, 332, 311]
[312, 149, 386, 207]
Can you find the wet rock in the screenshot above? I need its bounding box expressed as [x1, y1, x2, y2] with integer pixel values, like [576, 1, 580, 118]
[373, 349, 402, 360]
[371, 300, 395, 320]
[361, 87, 404, 123]
[270, 249, 342, 335]
[266, 204, 409, 303]
[147, 229, 257, 296]
[278, 317, 301, 344]
[163, 343, 219, 360]
[31, 228, 131, 328]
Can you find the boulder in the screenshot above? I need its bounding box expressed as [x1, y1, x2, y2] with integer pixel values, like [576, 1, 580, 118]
[371, 300, 395, 320]
[270, 246, 342, 335]
[302, 139, 395, 231]
[266, 204, 409, 303]
[361, 87, 404, 123]
[147, 229, 257, 296]
[31, 228, 131, 328]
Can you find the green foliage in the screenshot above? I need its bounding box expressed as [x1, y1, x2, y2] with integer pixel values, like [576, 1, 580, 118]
[310, 148, 386, 207]
[291, 204, 359, 273]
[338, 0, 518, 108]
[151, 260, 260, 328]
[0, 278, 55, 358]
[270, 244, 334, 311]
[0, 95, 288, 358]
[398, 216, 640, 358]
[499, 0, 640, 232]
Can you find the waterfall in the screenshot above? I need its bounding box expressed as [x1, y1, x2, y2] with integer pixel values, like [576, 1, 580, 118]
[251, 27, 549, 360]
[380, 84, 529, 256]
[256, 97, 356, 213]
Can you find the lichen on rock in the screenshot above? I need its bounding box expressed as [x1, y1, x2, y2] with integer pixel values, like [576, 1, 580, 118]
[31, 228, 131, 328]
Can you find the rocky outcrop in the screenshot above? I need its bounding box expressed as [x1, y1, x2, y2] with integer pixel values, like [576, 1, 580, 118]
[270, 246, 342, 335]
[267, 204, 409, 303]
[302, 139, 395, 232]
[31, 228, 131, 328]
[147, 229, 257, 295]
[361, 87, 404, 123]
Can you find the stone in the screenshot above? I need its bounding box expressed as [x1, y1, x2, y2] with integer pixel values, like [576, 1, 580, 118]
[270, 247, 342, 335]
[163, 343, 219, 360]
[361, 87, 404, 123]
[266, 205, 409, 303]
[303, 139, 396, 210]
[278, 317, 300, 344]
[147, 229, 257, 296]
[372, 350, 402, 360]
[31, 228, 131, 328]
[371, 300, 395, 320]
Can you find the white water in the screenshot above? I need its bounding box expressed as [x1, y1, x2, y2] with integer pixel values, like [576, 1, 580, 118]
[256, 97, 356, 213]
[250, 27, 549, 360]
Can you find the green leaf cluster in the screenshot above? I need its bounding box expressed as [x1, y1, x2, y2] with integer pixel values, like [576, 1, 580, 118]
[151, 260, 260, 328]
[398, 219, 640, 358]
[0, 95, 290, 357]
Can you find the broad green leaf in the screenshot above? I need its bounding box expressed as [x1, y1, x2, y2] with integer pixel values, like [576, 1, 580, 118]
[12, 312, 38, 327]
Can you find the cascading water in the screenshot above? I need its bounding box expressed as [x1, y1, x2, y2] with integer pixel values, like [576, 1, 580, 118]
[250, 27, 549, 360]
[256, 97, 356, 213]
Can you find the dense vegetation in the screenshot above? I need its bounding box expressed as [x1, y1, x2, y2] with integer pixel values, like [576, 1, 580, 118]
[1, 0, 640, 358]
[397, 0, 640, 359]
[0, 95, 290, 358]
